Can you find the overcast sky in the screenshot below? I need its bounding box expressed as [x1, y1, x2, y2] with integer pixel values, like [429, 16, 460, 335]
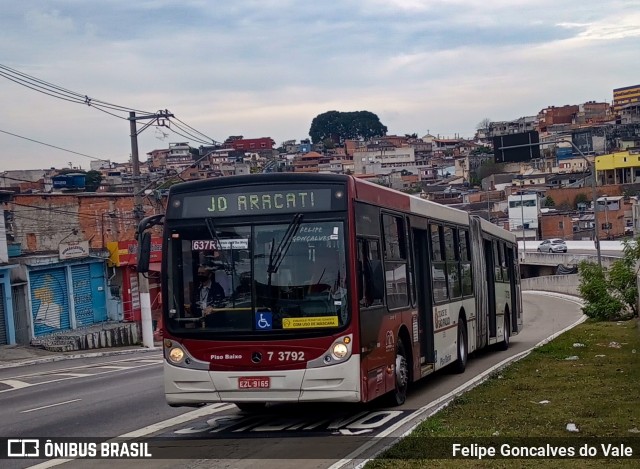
[1, 0, 639, 171]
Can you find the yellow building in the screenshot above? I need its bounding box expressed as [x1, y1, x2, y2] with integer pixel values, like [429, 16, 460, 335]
[595, 149, 640, 184]
[613, 84, 640, 115]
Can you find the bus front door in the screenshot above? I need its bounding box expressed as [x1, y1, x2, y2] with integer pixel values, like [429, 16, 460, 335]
[485, 239, 497, 338]
[413, 228, 434, 365]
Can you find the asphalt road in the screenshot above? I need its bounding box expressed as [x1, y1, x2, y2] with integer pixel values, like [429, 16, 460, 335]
[2, 292, 584, 469]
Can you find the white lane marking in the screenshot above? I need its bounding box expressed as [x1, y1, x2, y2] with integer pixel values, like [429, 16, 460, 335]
[329, 297, 587, 469]
[53, 373, 92, 378]
[0, 362, 161, 394]
[26, 403, 236, 469]
[93, 366, 132, 370]
[21, 399, 82, 413]
[0, 379, 32, 390]
[3, 356, 163, 380]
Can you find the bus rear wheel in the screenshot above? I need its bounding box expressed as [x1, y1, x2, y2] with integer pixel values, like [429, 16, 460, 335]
[235, 402, 267, 413]
[453, 318, 468, 374]
[498, 312, 510, 351]
[389, 340, 409, 406]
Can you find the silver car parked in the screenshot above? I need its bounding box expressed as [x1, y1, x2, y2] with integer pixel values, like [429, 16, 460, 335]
[537, 238, 568, 253]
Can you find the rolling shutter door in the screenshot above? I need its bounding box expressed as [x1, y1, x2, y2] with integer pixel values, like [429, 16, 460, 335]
[0, 288, 7, 345]
[30, 268, 70, 336]
[71, 264, 94, 327]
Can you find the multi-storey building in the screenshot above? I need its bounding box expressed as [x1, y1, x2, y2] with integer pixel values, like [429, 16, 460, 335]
[488, 116, 537, 137]
[507, 192, 540, 240]
[166, 142, 194, 172]
[574, 101, 611, 125]
[353, 142, 418, 175]
[613, 84, 640, 116]
[595, 148, 640, 185]
[225, 137, 276, 158]
[537, 105, 579, 133]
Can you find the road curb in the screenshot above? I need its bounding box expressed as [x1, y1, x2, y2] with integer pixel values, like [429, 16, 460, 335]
[331, 294, 588, 469]
[0, 347, 161, 370]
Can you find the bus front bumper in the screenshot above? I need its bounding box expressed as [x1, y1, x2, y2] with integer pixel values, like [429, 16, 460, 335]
[165, 354, 361, 406]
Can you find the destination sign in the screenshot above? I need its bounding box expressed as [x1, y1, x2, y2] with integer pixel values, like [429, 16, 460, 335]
[180, 188, 336, 218]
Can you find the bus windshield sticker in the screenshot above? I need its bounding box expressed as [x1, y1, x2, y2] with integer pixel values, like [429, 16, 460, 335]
[282, 316, 339, 329]
[191, 239, 248, 250]
[292, 225, 341, 243]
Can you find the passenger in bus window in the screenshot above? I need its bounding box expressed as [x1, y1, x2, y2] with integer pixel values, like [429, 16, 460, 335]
[195, 267, 225, 316]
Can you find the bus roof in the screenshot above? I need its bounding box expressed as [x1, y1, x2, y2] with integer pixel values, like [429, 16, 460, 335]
[167, 173, 350, 195]
[166, 173, 514, 241]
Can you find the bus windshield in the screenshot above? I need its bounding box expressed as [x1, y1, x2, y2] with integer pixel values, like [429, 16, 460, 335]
[166, 219, 348, 335]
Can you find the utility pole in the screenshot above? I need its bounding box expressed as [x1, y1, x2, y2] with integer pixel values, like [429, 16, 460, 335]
[129, 110, 173, 348]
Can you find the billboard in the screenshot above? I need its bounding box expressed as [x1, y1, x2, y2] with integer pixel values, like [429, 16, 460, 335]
[572, 130, 593, 155]
[493, 131, 541, 163]
[556, 147, 573, 160]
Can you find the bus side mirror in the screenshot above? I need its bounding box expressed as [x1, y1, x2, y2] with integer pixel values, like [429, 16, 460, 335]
[137, 231, 151, 273]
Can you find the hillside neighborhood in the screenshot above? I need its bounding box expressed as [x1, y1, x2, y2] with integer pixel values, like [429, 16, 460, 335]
[0, 83, 639, 348]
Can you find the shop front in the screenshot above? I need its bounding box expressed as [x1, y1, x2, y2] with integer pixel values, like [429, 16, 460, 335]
[107, 238, 162, 327]
[27, 257, 108, 337]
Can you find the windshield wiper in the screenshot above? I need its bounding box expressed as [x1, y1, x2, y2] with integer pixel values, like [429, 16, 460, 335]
[267, 213, 304, 274]
[205, 217, 232, 269]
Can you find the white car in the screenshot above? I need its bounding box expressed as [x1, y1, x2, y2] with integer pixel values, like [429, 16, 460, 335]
[537, 239, 568, 253]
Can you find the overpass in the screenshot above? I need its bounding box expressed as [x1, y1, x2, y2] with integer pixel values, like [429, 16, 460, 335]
[518, 240, 627, 296]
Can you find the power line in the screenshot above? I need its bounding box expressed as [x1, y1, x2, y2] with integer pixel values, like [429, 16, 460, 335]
[172, 117, 219, 144]
[0, 64, 154, 115]
[0, 128, 108, 161]
[12, 202, 138, 221]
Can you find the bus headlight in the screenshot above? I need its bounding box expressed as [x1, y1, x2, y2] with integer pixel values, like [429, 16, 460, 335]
[168, 347, 184, 363]
[333, 343, 348, 359]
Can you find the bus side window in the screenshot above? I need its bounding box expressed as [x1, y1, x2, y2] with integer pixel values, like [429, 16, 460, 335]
[357, 238, 384, 308]
[430, 223, 448, 303]
[501, 242, 510, 282]
[493, 240, 503, 282]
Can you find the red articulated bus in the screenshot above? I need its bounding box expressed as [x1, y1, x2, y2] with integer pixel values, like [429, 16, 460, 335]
[137, 173, 523, 412]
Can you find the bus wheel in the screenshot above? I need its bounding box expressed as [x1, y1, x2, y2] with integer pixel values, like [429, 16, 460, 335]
[235, 402, 267, 413]
[390, 340, 409, 406]
[498, 312, 510, 351]
[453, 318, 468, 374]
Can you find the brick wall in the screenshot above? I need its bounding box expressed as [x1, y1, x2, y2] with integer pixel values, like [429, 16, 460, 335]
[12, 193, 160, 253]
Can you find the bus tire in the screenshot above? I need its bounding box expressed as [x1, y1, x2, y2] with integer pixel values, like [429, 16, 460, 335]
[235, 402, 267, 413]
[498, 311, 510, 351]
[389, 339, 409, 406]
[453, 318, 468, 374]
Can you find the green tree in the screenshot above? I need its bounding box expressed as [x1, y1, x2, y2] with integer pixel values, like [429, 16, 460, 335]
[544, 195, 555, 207]
[578, 237, 640, 320]
[85, 170, 103, 192]
[309, 110, 387, 145]
[574, 193, 589, 209]
[322, 137, 335, 149]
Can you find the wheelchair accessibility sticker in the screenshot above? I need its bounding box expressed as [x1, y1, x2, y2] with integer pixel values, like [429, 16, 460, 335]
[255, 312, 272, 330]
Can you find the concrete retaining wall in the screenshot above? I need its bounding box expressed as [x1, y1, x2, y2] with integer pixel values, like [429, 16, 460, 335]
[31, 322, 141, 352]
[521, 274, 580, 296]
